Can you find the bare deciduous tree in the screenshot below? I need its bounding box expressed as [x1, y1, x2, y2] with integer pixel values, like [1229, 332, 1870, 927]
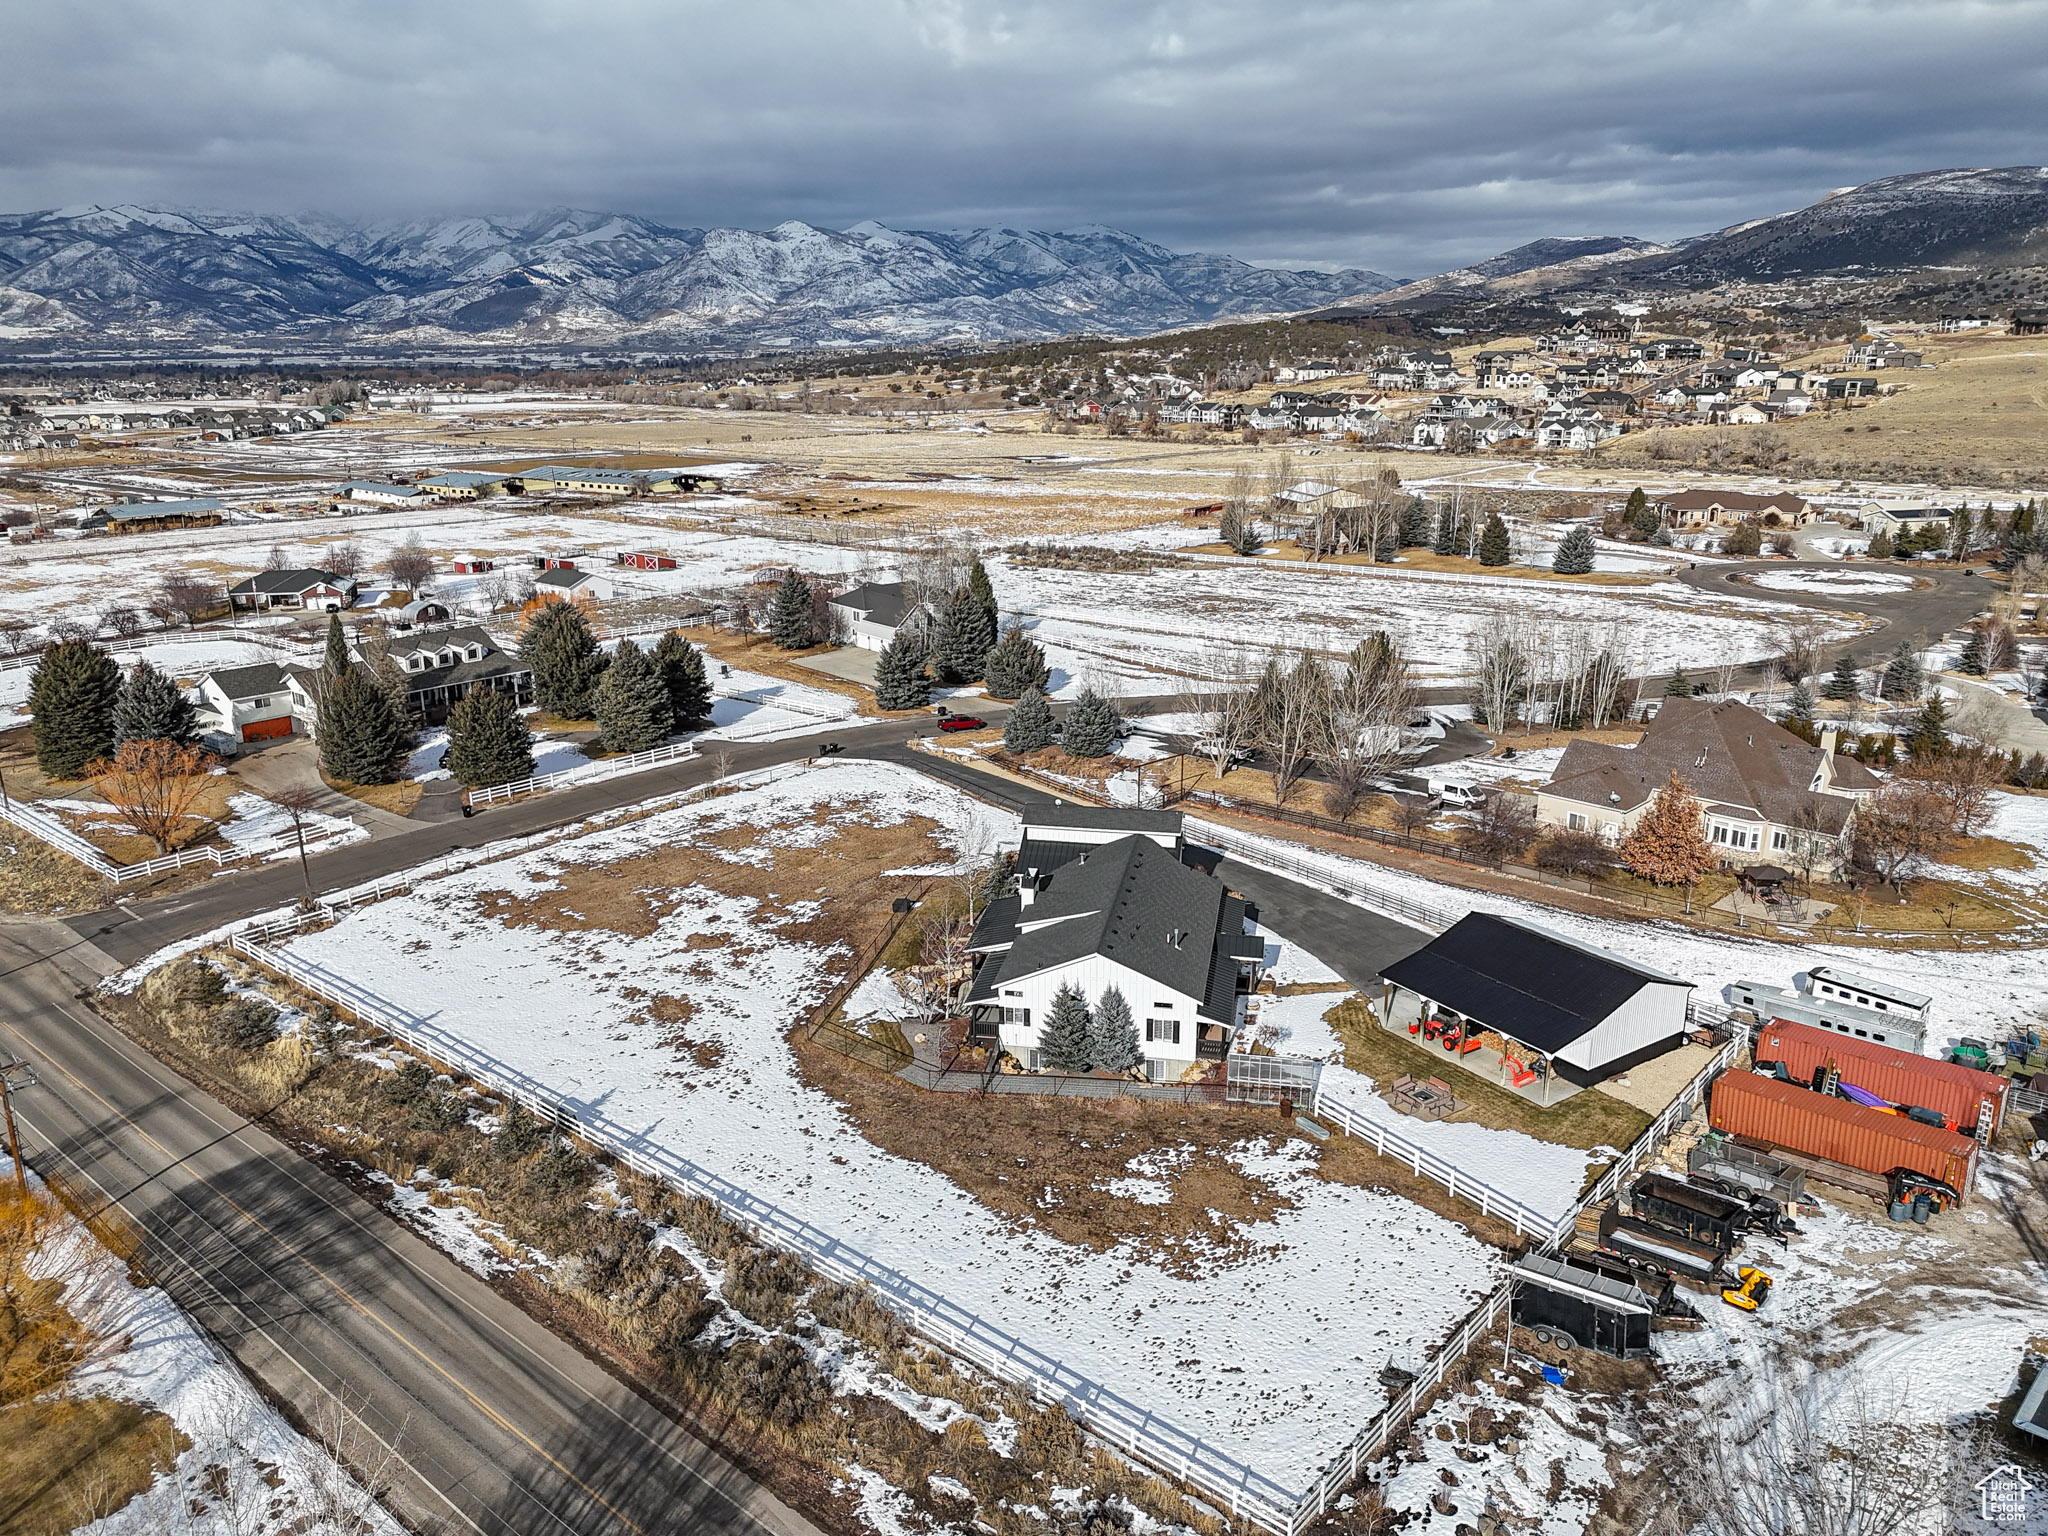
[324, 537, 367, 584]
[1470, 608, 1534, 738]
[155, 571, 222, 628]
[383, 533, 433, 593]
[90, 739, 217, 855]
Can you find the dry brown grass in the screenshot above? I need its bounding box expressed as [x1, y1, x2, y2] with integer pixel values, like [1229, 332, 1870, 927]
[0, 832, 110, 915]
[323, 776, 424, 816]
[796, 1041, 1524, 1262]
[1939, 832, 2036, 873]
[0, 1396, 185, 1535]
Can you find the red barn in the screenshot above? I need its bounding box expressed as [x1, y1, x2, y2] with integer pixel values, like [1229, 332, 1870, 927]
[617, 551, 679, 571]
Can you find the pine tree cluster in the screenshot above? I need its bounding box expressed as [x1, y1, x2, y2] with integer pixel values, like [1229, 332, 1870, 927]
[593, 639, 673, 753]
[982, 629, 1049, 701]
[873, 633, 930, 710]
[1002, 686, 1055, 752]
[113, 659, 198, 748]
[522, 601, 608, 719]
[445, 686, 535, 788]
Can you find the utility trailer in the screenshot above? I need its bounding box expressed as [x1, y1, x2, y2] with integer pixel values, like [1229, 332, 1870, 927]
[1688, 1132, 1808, 1205]
[1629, 1172, 1798, 1247]
[1596, 1208, 1727, 1291]
[1510, 1253, 1656, 1360]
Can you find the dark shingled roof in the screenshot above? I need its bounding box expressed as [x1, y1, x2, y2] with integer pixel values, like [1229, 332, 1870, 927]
[1380, 912, 1691, 1056]
[201, 662, 293, 700]
[227, 567, 344, 597]
[830, 580, 920, 630]
[966, 834, 1259, 1020]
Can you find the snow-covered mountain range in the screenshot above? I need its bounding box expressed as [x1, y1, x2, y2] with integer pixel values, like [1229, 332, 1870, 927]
[0, 206, 1396, 353]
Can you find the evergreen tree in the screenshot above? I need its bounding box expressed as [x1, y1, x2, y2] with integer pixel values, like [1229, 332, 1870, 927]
[1476, 511, 1512, 566]
[1431, 503, 1460, 557]
[521, 601, 606, 719]
[1956, 626, 1988, 676]
[767, 570, 816, 649]
[933, 587, 996, 683]
[1037, 982, 1094, 1072]
[1089, 985, 1142, 1073]
[1625, 487, 1659, 539]
[321, 613, 350, 694]
[1619, 771, 1717, 887]
[444, 686, 535, 787]
[113, 659, 198, 747]
[873, 632, 930, 710]
[318, 668, 409, 785]
[1552, 524, 1597, 575]
[1906, 693, 1951, 758]
[1002, 685, 1055, 752]
[1650, 524, 1673, 547]
[1061, 687, 1119, 758]
[652, 631, 713, 726]
[966, 558, 998, 637]
[592, 639, 672, 753]
[1821, 651, 1862, 701]
[1782, 680, 1816, 728]
[982, 629, 1050, 701]
[28, 638, 122, 778]
[1867, 528, 1895, 559]
[1878, 641, 1922, 702]
[1663, 667, 1693, 697]
[1398, 497, 1433, 549]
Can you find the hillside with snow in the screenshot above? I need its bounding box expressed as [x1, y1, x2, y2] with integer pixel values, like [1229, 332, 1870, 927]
[0, 205, 1396, 353]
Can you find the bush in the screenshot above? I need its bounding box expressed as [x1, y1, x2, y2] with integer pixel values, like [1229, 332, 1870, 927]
[210, 996, 280, 1050]
[491, 1102, 551, 1161]
[525, 1138, 594, 1195]
[1533, 828, 1613, 879]
[723, 1245, 811, 1329]
[1721, 523, 1762, 557]
[736, 1337, 828, 1431]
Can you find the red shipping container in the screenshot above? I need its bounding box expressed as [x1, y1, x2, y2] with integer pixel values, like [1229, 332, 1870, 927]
[1755, 1020, 2007, 1136]
[1709, 1070, 1978, 1197]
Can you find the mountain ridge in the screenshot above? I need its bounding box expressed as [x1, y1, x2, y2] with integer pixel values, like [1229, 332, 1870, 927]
[0, 206, 1397, 353]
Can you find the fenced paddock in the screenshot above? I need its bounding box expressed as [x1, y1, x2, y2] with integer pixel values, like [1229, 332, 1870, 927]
[0, 795, 356, 885]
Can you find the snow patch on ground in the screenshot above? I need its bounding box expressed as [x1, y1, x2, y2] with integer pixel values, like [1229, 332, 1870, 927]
[279, 759, 1505, 1485]
[1750, 568, 1917, 595]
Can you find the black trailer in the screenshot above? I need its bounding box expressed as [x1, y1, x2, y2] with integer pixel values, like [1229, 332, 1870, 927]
[1511, 1253, 1655, 1360]
[1597, 1208, 1726, 1289]
[1628, 1172, 1748, 1250]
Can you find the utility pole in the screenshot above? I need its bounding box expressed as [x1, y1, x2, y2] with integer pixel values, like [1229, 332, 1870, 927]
[1, 1059, 35, 1201]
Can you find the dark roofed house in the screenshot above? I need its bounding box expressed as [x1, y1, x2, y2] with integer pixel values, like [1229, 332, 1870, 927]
[830, 580, 923, 652]
[1380, 913, 1693, 1092]
[1534, 698, 1878, 878]
[190, 661, 316, 743]
[1656, 488, 1817, 529]
[966, 823, 1264, 1081]
[388, 624, 533, 723]
[227, 567, 357, 613]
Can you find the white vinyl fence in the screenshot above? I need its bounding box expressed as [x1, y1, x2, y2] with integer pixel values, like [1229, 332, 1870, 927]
[1188, 818, 1459, 933]
[467, 739, 698, 807]
[0, 795, 356, 885]
[226, 926, 1304, 1533]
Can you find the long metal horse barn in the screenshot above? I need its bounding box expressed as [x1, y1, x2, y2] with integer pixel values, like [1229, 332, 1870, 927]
[1377, 913, 1697, 1104]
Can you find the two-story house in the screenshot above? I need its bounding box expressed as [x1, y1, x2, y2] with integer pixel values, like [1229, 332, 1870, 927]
[965, 807, 1265, 1080]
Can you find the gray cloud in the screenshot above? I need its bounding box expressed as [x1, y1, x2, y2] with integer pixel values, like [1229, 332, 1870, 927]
[3, 0, 2045, 276]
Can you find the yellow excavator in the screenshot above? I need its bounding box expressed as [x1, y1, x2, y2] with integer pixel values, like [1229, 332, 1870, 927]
[1721, 1265, 1773, 1312]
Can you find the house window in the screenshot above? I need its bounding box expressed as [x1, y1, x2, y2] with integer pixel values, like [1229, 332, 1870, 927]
[1146, 1018, 1180, 1044]
[1566, 812, 1586, 831]
[250, 696, 269, 708]
[1772, 830, 1788, 850]
[1002, 1007, 1030, 1028]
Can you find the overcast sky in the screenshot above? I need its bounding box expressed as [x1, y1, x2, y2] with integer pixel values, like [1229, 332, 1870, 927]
[5, 0, 2045, 277]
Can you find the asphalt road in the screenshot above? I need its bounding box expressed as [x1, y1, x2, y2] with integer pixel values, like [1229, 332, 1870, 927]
[1672, 558, 1995, 654]
[0, 923, 819, 1536]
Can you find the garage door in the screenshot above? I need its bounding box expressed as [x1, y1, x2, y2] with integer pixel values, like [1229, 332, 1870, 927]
[241, 715, 294, 742]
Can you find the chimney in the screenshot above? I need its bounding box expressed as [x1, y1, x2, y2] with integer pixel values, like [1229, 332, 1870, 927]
[1819, 725, 1839, 756]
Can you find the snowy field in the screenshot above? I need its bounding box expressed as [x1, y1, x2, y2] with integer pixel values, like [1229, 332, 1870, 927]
[1748, 568, 1918, 596]
[277, 760, 1508, 1487]
[20, 1166, 399, 1536]
[996, 556, 1866, 688]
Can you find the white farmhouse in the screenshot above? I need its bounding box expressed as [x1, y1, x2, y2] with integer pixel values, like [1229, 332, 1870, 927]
[965, 806, 1265, 1080]
[828, 580, 923, 652]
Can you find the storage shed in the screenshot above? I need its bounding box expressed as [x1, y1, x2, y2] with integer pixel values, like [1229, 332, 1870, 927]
[1379, 913, 1694, 1092]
